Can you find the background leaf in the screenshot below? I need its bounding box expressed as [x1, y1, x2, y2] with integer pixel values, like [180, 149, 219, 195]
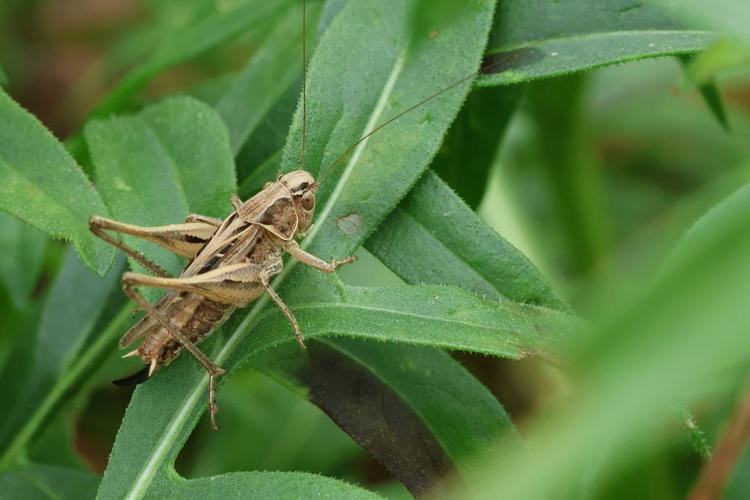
[0, 464, 100, 500]
[366, 171, 569, 311]
[456, 182, 750, 499]
[0, 249, 125, 469]
[0, 88, 113, 274]
[430, 86, 522, 208]
[0, 212, 47, 308]
[215, 5, 306, 155]
[525, 75, 610, 275]
[479, 1, 715, 86]
[91, 0, 292, 118]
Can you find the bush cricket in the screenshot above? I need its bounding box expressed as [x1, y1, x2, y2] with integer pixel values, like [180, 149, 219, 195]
[91, 0, 493, 430]
[90, 169, 354, 430]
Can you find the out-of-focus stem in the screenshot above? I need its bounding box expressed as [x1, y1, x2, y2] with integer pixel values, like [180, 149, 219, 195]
[688, 379, 750, 500]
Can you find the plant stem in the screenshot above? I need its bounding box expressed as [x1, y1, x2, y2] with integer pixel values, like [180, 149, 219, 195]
[688, 379, 750, 500]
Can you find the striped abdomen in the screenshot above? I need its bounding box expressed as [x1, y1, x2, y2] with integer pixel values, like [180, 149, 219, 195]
[138, 295, 235, 367]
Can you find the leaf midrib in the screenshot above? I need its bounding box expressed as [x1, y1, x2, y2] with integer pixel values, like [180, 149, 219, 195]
[487, 29, 713, 54]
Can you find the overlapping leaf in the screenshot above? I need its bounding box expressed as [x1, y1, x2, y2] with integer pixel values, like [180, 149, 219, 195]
[452, 183, 750, 498]
[0, 464, 100, 500]
[85, 96, 236, 277]
[479, 0, 715, 86]
[0, 213, 47, 308]
[0, 88, 113, 274]
[91, 0, 293, 118]
[366, 171, 569, 311]
[0, 249, 126, 469]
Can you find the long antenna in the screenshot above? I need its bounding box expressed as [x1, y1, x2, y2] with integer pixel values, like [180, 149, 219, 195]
[300, 0, 307, 170]
[318, 57, 502, 184]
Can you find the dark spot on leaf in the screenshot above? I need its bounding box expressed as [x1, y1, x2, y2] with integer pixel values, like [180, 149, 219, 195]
[336, 213, 362, 237]
[481, 47, 546, 75]
[299, 341, 454, 496]
[618, 2, 644, 15]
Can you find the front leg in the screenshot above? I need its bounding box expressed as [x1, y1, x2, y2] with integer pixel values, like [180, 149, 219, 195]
[282, 240, 356, 273]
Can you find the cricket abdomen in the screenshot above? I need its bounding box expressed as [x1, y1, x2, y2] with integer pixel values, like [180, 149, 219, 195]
[138, 295, 234, 367]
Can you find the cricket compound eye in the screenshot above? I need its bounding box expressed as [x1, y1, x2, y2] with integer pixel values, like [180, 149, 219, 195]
[301, 191, 315, 210]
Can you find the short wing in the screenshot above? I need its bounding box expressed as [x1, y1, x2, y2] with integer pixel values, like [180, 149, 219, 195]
[237, 182, 298, 240]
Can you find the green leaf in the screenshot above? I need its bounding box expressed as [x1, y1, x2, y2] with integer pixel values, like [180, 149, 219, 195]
[255, 337, 521, 493]
[215, 6, 304, 155]
[406, 0, 467, 56]
[251, 282, 576, 358]
[177, 369, 362, 477]
[280, 0, 494, 260]
[679, 54, 730, 132]
[431, 86, 522, 208]
[0, 212, 46, 308]
[0, 248, 126, 469]
[525, 75, 610, 274]
[0, 464, 100, 500]
[0, 88, 114, 274]
[91, 0, 292, 118]
[366, 171, 569, 312]
[479, 1, 715, 86]
[459, 183, 750, 498]
[171, 472, 382, 499]
[85, 96, 237, 276]
[658, 0, 750, 42]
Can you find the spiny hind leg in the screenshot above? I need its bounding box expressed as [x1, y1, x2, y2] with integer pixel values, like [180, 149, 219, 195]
[126, 256, 305, 348]
[121, 274, 226, 430]
[90, 216, 170, 277]
[120, 261, 272, 307]
[89, 215, 219, 271]
[128, 257, 306, 348]
[120, 261, 281, 429]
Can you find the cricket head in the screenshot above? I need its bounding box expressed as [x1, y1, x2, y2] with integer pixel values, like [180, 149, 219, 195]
[279, 170, 318, 236]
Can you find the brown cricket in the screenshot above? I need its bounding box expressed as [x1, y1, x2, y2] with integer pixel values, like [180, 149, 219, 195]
[90, 171, 355, 430]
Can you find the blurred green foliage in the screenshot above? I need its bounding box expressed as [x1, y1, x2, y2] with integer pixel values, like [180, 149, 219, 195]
[0, 0, 748, 499]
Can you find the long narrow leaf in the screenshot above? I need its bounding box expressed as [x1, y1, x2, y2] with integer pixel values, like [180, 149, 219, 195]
[480, 1, 715, 86]
[366, 171, 569, 312]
